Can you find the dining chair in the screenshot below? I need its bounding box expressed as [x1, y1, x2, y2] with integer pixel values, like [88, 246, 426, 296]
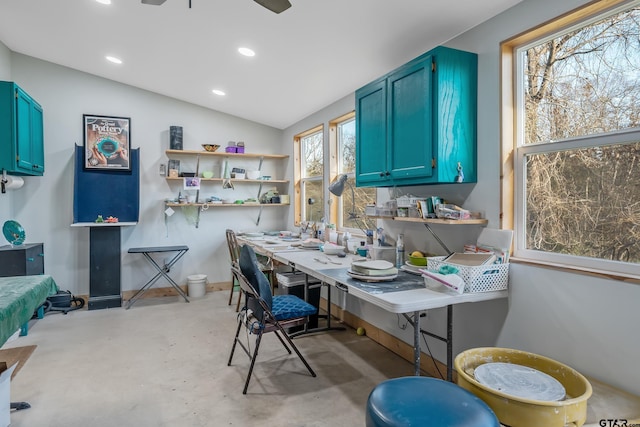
[227, 244, 317, 394]
[225, 229, 276, 311]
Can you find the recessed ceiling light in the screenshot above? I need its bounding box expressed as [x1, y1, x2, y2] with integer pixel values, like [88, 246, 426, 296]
[238, 47, 255, 57]
[212, 89, 226, 96]
[106, 56, 122, 64]
[96, 0, 111, 4]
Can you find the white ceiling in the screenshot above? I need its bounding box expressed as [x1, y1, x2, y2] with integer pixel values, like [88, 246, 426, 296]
[0, 0, 522, 129]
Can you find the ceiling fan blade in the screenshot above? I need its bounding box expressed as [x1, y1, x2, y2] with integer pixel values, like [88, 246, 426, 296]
[141, 0, 167, 5]
[254, 0, 291, 14]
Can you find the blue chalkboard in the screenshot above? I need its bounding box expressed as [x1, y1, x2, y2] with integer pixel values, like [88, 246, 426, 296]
[73, 144, 140, 223]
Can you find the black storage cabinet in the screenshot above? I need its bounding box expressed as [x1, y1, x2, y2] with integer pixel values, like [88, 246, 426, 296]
[0, 243, 44, 277]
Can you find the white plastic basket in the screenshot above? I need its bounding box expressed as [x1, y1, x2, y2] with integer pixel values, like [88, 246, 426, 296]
[426, 256, 509, 293]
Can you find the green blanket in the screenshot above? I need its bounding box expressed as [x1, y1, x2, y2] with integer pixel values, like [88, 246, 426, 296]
[0, 275, 59, 347]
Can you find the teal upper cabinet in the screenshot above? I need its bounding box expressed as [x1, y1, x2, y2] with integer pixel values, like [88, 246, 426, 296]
[0, 81, 45, 176]
[355, 46, 477, 187]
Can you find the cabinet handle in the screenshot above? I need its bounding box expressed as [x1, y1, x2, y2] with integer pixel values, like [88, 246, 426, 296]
[39, 253, 44, 257]
[379, 172, 385, 177]
[27, 257, 34, 262]
[385, 171, 390, 176]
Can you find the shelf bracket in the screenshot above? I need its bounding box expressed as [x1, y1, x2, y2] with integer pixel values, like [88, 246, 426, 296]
[255, 205, 264, 226]
[423, 223, 453, 255]
[195, 206, 201, 228]
[256, 182, 263, 201]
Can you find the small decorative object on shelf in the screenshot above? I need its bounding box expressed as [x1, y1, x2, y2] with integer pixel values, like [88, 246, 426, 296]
[105, 216, 119, 223]
[170, 126, 183, 150]
[95, 215, 104, 223]
[225, 141, 237, 153]
[201, 144, 220, 152]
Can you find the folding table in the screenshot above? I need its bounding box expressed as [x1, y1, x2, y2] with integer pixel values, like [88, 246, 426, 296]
[126, 245, 190, 309]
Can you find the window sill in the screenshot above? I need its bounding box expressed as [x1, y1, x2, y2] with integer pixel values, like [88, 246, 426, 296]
[510, 257, 640, 285]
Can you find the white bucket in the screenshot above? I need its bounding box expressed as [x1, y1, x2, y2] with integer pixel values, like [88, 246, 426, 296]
[187, 274, 207, 298]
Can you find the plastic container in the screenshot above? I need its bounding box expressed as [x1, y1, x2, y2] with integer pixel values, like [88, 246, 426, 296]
[435, 203, 471, 220]
[187, 274, 207, 298]
[426, 256, 509, 293]
[369, 246, 396, 263]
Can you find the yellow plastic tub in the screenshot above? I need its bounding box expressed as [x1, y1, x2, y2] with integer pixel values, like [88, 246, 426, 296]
[455, 347, 592, 427]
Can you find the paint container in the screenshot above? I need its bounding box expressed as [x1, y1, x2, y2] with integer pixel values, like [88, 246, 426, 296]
[187, 274, 207, 298]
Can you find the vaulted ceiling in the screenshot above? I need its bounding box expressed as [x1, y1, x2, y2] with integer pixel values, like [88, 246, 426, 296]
[0, 0, 522, 129]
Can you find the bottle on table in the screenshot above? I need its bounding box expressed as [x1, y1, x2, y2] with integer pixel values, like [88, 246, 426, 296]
[396, 233, 405, 268]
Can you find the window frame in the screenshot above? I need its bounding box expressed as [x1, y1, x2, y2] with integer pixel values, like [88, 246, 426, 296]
[328, 111, 376, 235]
[501, 0, 640, 279]
[294, 125, 324, 226]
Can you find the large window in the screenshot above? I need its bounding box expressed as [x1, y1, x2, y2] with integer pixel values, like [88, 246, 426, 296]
[503, 0, 640, 277]
[331, 113, 376, 232]
[294, 126, 324, 224]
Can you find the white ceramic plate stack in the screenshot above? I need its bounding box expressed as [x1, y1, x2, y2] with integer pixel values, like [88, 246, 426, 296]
[348, 260, 398, 281]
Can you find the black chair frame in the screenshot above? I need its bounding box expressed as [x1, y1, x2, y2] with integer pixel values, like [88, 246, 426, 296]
[227, 265, 316, 394]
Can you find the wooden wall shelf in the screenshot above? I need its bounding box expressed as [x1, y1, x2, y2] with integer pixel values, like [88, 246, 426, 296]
[165, 203, 289, 208]
[368, 216, 488, 225]
[165, 177, 288, 184]
[165, 149, 288, 159]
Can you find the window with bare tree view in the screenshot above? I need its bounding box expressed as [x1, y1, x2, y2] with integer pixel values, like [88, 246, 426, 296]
[336, 117, 376, 232]
[299, 129, 324, 223]
[514, 1, 640, 273]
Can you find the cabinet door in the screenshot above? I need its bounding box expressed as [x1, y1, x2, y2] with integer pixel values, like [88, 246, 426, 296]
[15, 87, 44, 176]
[387, 57, 433, 182]
[355, 79, 389, 186]
[30, 101, 45, 174]
[16, 88, 33, 173]
[432, 47, 477, 183]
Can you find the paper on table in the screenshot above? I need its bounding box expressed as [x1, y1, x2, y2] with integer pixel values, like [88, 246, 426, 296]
[442, 252, 496, 266]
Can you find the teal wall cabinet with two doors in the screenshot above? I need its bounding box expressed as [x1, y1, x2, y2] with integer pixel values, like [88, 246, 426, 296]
[355, 46, 477, 187]
[0, 81, 45, 176]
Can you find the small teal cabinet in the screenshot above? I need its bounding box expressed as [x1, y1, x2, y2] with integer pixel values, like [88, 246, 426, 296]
[0, 81, 45, 176]
[355, 46, 477, 187]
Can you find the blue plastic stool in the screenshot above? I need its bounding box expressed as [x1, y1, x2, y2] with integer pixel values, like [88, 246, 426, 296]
[366, 376, 500, 427]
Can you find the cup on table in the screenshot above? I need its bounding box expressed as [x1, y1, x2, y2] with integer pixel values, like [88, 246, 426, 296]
[356, 247, 368, 257]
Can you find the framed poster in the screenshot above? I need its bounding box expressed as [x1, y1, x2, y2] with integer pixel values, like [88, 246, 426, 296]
[83, 114, 131, 171]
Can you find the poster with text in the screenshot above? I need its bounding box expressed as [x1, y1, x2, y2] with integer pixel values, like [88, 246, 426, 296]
[83, 115, 131, 171]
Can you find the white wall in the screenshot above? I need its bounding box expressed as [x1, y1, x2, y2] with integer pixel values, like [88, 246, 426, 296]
[284, 0, 640, 396]
[3, 53, 289, 296]
[0, 41, 12, 223]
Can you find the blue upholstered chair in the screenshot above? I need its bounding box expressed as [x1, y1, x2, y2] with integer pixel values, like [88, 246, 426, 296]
[227, 244, 317, 394]
[366, 376, 500, 427]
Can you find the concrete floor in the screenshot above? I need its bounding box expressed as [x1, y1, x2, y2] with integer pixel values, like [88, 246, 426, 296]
[4, 290, 415, 427]
[5, 290, 638, 426]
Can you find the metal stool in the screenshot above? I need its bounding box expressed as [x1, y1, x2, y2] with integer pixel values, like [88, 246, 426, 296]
[366, 376, 499, 427]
